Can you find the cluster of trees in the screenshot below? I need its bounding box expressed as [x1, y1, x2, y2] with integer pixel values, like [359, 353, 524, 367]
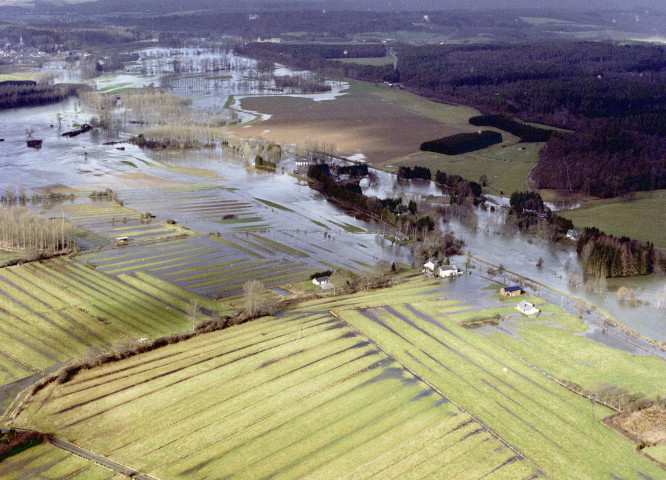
[507, 191, 573, 240]
[468, 114, 552, 142]
[415, 228, 465, 264]
[434, 171, 482, 205]
[0, 206, 76, 255]
[0, 82, 88, 110]
[307, 164, 434, 237]
[392, 41, 665, 197]
[420, 131, 502, 156]
[235, 42, 393, 84]
[272, 74, 331, 94]
[0, 429, 44, 462]
[532, 126, 666, 197]
[254, 155, 276, 170]
[397, 166, 431, 180]
[576, 227, 664, 278]
[329, 262, 398, 296]
[335, 164, 368, 177]
[83, 89, 235, 149]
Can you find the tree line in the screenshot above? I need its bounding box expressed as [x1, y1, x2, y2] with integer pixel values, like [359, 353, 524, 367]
[0, 205, 77, 255]
[0, 82, 89, 110]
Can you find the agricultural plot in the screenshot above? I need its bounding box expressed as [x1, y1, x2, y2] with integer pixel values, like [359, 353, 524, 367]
[13, 310, 537, 480]
[333, 283, 665, 479]
[38, 199, 184, 249]
[0, 257, 228, 375]
[82, 235, 315, 298]
[0, 442, 115, 480]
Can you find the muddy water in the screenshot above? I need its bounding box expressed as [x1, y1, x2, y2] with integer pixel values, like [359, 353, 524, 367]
[2, 46, 663, 343]
[443, 209, 665, 342]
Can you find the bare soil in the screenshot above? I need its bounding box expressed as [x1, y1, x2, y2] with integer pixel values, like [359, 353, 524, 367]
[606, 406, 666, 446]
[238, 93, 464, 163]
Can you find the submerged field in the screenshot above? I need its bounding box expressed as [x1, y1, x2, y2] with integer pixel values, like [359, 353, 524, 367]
[13, 308, 536, 479]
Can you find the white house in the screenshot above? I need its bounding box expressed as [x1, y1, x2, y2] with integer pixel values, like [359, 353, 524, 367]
[312, 276, 330, 286]
[437, 264, 462, 278]
[566, 229, 581, 241]
[516, 300, 540, 317]
[422, 257, 439, 272]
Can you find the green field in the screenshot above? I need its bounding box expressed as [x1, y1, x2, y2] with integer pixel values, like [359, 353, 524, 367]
[382, 142, 541, 196]
[321, 279, 665, 479]
[13, 309, 535, 479]
[0, 257, 229, 376]
[0, 442, 115, 480]
[0, 72, 40, 82]
[559, 190, 666, 249]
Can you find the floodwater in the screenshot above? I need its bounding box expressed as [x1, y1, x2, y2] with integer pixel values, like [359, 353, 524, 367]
[443, 209, 665, 342]
[1, 45, 663, 343]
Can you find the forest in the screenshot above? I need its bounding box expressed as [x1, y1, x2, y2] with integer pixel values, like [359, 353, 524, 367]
[393, 42, 665, 197]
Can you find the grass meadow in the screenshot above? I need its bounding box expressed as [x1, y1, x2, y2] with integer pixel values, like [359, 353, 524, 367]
[0, 442, 115, 480]
[0, 257, 229, 376]
[558, 190, 666, 249]
[14, 309, 536, 479]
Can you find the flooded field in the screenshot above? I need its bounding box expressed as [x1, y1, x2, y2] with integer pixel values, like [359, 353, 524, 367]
[1, 44, 663, 343]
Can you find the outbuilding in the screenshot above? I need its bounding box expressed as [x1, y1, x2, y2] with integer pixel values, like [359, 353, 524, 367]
[500, 286, 523, 296]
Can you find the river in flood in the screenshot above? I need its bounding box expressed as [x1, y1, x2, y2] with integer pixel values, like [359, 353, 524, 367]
[1, 45, 663, 342]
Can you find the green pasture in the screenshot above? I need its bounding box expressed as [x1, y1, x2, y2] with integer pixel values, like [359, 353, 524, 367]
[381, 142, 542, 196]
[558, 190, 666, 249]
[0, 442, 115, 480]
[0, 257, 228, 374]
[0, 72, 39, 82]
[14, 310, 534, 479]
[331, 281, 665, 479]
[644, 445, 666, 464]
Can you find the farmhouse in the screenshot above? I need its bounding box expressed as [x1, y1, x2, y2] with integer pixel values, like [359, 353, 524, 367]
[566, 229, 581, 241]
[516, 300, 540, 316]
[500, 285, 523, 297]
[312, 276, 330, 286]
[437, 264, 462, 278]
[422, 257, 439, 272]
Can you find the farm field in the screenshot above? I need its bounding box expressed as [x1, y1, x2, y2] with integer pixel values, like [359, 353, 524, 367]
[0, 442, 115, 480]
[321, 278, 665, 479]
[12, 309, 537, 480]
[0, 257, 229, 377]
[238, 90, 466, 163]
[81, 235, 314, 298]
[558, 190, 666, 249]
[37, 198, 187, 250]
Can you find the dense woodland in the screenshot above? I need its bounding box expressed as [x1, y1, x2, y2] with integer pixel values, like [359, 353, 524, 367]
[468, 114, 552, 142]
[0, 81, 88, 110]
[421, 131, 503, 156]
[577, 227, 665, 278]
[394, 42, 665, 197]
